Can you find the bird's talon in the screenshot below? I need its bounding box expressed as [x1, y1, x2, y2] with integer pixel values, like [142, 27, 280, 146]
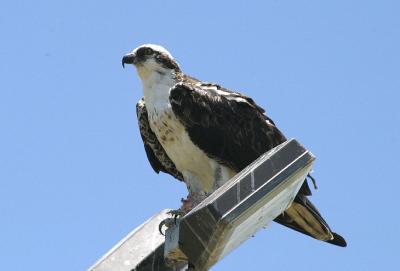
[167, 209, 185, 219]
[159, 220, 166, 236]
[159, 214, 182, 236]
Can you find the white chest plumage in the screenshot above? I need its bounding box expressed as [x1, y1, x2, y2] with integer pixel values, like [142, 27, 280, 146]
[147, 103, 216, 194]
[141, 72, 235, 195]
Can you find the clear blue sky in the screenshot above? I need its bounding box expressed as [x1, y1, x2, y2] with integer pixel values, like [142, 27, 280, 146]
[1, 1, 399, 270]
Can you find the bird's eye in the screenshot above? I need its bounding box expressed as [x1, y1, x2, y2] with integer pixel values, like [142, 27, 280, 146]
[144, 48, 153, 55]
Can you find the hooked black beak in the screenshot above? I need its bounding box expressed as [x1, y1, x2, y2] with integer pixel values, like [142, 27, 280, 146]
[122, 53, 136, 68]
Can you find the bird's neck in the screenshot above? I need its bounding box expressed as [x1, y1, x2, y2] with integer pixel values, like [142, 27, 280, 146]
[140, 69, 179, 105]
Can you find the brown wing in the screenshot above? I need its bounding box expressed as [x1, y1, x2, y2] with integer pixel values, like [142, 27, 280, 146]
[169, 81, 286, 171]
[136, 98, 183, 181]
[169, 81, 346, 247]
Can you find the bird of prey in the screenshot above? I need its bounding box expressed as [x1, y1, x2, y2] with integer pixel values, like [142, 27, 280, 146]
[122, 44, 346, 247]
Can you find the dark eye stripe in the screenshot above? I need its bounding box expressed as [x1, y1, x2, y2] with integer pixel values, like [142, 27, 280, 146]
[155, 53, 180, 70]
[135, 47, 180, 71]
[136, 47, 153, 57]
[144, 48, 153, 55]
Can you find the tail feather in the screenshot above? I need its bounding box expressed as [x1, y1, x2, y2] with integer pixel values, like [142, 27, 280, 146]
[327, 232, 347, 247]
[285, 200, 333, 241]
[274, 182, 346, 247]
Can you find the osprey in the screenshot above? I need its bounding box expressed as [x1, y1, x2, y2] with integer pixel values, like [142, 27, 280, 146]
[122, 44, 346, 247]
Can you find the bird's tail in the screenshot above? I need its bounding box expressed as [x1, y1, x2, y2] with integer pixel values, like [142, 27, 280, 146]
[275, 182, 347, 247]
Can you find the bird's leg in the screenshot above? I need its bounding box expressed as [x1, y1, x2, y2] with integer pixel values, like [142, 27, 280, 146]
[167, 208, 186, 224]
[158, 209, 186, 235]
[158, 199, 190, 235]
[158, 207, 187, 235]
[158, 192, 206, 235]
[181, 191, 207, 211]
[180, 198, 193, 213]
[159, 217, 176, 236]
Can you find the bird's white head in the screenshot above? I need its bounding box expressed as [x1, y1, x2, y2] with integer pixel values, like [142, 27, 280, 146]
[122, 44, 181, 82]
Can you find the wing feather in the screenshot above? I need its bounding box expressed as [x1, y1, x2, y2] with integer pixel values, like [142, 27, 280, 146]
[169, 81, 286, 171]
[136, 98, 183, 181]
[168, 79, 346, 246]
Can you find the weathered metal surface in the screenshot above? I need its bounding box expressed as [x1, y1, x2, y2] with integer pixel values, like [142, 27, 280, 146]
[88, 209, 181, 271]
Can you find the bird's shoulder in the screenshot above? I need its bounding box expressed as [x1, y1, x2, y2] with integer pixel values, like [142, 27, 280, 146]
[173, 74, 276, 124]
[168, 74, 286, 171]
